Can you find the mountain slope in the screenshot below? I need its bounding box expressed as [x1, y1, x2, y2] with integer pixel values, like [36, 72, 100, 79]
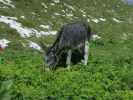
[0, 0, 133, 99]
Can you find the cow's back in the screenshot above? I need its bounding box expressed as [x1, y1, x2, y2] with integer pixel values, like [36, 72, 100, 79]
[59, 22, 89, 49]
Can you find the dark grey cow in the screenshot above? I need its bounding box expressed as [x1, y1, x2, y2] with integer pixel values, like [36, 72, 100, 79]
[41, 21, 93, 70]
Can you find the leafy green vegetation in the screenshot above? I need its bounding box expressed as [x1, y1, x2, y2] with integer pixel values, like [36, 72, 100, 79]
[0, 0, 133, 99]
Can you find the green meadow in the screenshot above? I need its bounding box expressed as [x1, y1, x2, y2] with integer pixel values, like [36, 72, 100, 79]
[0, 0, 133, 99]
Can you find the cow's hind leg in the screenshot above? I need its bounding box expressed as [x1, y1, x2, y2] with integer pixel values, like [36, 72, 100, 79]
[84, 41, 89, 65]
[66, 50, 72, 70]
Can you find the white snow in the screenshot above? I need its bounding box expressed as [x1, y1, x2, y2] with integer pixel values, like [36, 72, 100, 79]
[0, 16, 57, 38]
[0, 0, 15, 8]
[48, 31, 57, 35]
[53, 0, 60, 3]
[99, 18, 106, 21]
[29, 41, 42, 51]
[66, 13, 73, 17]
[62, 10, 65, 13]
[91, 18, 106, 23]
[92, 34, 101, 40]
[91, 18, 100, 23]
[20, 16, 25, 19]
[83, 14, 86, 17]
[80, 9, 86, 14]
[41, 3, 48, 8]
[112, 18, 122, 23]
[87, 19, 90, 22]
[0, 39, 10, 49]
[40, 25, 50, 29]
[54, 12, 61, 16]
[50, 3, 55, 6]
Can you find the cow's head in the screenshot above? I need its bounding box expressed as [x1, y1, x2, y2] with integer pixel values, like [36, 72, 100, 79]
[40, 43, 59, 70]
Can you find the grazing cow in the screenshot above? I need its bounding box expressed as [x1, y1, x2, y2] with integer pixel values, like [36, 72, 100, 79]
[40, 21, 94, 70]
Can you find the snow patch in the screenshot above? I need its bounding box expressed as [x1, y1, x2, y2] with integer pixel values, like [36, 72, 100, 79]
[87, 19, 90, 22]
[92, 34, 101, 40]
[29, 41, 42, 51]
[0, 16, 57, 38]
[80, 9, 86, 14]
[66, 13, 73, 17]
[0, 39, 10, 49]
[0, 0, 15, 8]
[41, 3, 48, 8]
[112, 18, 122, 23]
[50, 3, 55, 6]
[40, 25, 50, 29]
[54, 12, 61, 16]
[48, 31, 57, 35]
[53, 0, 60, 3]
[91, 18, 106, 23]
[20, 16, 25, 19]
[83, 14, 86, 17]
[99, 18, 106, 21]
[91, 18, 100, 23]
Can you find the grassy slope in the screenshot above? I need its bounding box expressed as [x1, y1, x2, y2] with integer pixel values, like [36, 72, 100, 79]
[0, 0, 133, 99]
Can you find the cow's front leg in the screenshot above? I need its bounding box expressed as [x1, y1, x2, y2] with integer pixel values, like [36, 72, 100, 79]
[84, 41, 89, 65]
[66, 50, 72, 70]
